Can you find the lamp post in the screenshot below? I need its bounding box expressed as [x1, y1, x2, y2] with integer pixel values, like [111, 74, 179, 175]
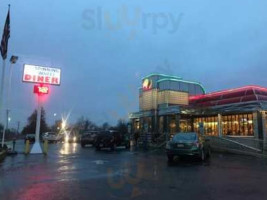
[1, 55, 18, 147]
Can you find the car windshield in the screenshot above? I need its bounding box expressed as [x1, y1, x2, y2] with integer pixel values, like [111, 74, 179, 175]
[173, 133, 197, 142]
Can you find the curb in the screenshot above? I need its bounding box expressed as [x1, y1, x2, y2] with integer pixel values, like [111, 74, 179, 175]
[211, 147, 267, 159]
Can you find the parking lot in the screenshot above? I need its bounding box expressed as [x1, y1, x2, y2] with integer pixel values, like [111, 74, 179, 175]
[1, 141, 267, 200]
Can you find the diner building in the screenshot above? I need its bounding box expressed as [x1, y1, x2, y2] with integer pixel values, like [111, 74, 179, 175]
[129, 74, 267, 141]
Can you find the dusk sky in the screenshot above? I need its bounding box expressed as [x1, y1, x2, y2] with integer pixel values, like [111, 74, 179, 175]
[0, 0, 267, 129]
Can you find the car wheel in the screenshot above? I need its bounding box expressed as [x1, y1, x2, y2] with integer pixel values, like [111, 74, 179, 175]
[167, 155, 174, 162]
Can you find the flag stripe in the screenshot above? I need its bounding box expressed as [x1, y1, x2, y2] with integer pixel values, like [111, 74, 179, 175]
[0, 8, 10, 60]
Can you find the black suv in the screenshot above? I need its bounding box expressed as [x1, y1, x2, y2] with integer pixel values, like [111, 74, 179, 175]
[80, 131, 99, 147]
[94, 130, 130, 151]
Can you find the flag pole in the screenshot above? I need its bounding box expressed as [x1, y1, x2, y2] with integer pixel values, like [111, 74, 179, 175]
[1, 4, 10, 148]
[0, 59, 6, 108]
[0, 59, 6, 147]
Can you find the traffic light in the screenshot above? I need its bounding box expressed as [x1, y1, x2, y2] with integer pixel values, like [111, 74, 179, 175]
[33, 84, 49, 95]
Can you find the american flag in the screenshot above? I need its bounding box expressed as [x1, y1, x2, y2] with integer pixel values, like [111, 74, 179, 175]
[0, 7, 10, 60]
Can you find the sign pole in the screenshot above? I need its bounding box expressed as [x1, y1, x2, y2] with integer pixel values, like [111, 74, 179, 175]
[30, 94, 43, 154]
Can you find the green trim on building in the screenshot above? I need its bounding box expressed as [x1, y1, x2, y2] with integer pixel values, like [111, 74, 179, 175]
[157, 78, 206, 94]
[142, 73, 182, 80]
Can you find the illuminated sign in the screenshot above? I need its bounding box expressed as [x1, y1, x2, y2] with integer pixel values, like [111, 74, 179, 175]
[142, 79, 152, 90]
[23, 64, 61, 85]
[33, 85, 49, 95]
[140, 90, 189, 111]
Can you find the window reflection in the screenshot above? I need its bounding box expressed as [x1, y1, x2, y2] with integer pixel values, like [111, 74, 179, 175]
[60, 143, 78, 155]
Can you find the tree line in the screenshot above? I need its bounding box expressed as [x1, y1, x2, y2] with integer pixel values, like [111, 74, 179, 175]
[21, 108, 128, 135]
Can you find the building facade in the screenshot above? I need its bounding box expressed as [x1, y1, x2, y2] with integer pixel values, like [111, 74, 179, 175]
[129, 74, 267, 143]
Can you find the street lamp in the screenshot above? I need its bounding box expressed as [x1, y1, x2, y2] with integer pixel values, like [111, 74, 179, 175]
[10, 56, 18, 64]
[62, 120, 66, 130]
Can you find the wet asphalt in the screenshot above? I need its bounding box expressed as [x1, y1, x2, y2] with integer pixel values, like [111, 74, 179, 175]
[1, 140, 267, 200]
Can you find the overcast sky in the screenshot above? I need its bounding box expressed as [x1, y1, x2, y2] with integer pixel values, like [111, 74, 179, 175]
[0, 0, 267, 129]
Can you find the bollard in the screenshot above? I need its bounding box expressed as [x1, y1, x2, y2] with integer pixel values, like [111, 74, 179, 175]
[43, 140, 48, 155]
[130, 140, 135, 147]
[12, 139, 16, 151]
[25, 140, 30, 154]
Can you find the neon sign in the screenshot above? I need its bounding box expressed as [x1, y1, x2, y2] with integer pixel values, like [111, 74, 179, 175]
[33, 85, 49, 95]
[23, 64, 61, 86]
[142, 79, 152, 90]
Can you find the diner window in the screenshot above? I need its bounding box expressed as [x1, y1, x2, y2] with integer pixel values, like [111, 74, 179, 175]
[222, 114, 254, 136]
[193, 116, 218, 136]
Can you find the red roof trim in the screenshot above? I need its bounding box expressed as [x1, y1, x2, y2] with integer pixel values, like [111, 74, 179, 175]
[189, 85, 267, 107]
[189, 85, 267, 101]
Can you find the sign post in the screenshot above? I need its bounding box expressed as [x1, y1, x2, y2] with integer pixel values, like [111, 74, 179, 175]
[22, 64, 60, 154]
[31, 84, 49, 154]
[31, 92, 42, 154]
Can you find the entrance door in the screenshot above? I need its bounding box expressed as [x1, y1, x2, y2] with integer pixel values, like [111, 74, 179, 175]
[180, 119, 192, 132]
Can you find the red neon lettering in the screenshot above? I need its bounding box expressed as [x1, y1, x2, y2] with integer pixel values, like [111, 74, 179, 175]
[24, 74, 31, 81]
[51, 77, 58, 84]
[37, 76, 44, 82]
[45, 76, 50, 83]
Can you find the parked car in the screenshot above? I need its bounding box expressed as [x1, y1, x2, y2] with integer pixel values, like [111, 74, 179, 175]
[94, 130, 130, 151]
[24, 134, 36, 143]
[166, 132, 211, 162]
[42, 132, 63, 143]
[80, 131, 99, 147]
